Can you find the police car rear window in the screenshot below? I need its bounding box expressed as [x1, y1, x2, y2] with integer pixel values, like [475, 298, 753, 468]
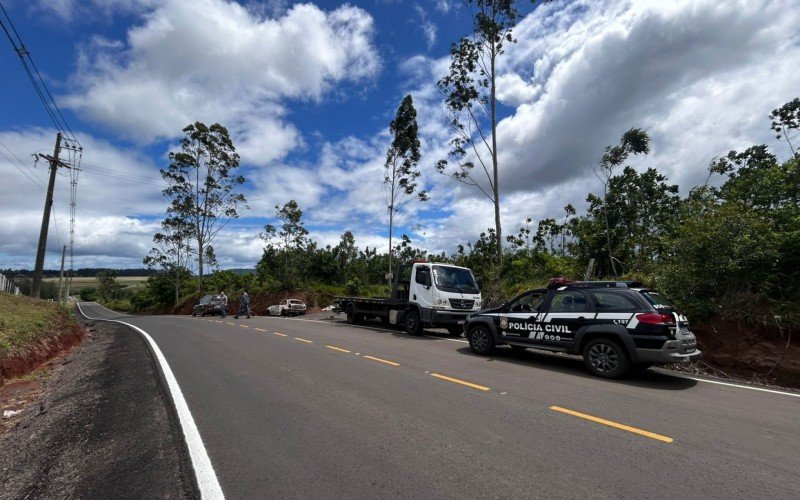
[639, 291, 675, 310]
[589, 291, 638, 312]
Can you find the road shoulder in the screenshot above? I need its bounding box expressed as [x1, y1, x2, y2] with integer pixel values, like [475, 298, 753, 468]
[0, 318, 198, 499]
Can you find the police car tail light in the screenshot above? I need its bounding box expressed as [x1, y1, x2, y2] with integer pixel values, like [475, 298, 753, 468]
[636, 312, 675, 325]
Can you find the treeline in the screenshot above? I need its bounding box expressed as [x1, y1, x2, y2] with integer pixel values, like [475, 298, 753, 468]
[3, 268, 157, 278]
[128, 98, 799, 337]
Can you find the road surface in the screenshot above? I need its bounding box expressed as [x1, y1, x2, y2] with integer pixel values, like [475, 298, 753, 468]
[78, 302, 800, 499]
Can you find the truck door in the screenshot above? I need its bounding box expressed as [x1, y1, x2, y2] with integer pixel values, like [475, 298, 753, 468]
[411, 265, 434, 312]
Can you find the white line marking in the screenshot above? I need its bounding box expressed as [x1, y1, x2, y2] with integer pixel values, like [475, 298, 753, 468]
[682, 376, 800, 398]
[77, 302, 225, 499]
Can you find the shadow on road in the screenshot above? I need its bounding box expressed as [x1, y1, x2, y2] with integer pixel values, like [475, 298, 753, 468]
[454, 346, 698, 391]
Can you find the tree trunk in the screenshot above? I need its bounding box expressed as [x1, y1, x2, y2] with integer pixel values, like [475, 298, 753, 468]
[388, 209, 393, 286]
[490, 47, 502, 266]
[198, 240, 204, 292]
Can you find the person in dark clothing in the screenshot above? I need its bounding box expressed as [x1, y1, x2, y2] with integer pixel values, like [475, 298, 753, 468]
[234, 290, 251, 319]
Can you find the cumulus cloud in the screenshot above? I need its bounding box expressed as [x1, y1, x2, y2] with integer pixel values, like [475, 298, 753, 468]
[63, 0, 381, 163]
[396, 0, 800, 253]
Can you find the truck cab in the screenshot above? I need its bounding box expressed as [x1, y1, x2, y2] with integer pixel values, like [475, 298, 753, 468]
[335, 261, 483, 336]
[399, 262, 482, 335]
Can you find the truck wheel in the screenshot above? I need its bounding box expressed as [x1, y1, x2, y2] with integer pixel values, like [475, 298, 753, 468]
[467, 325, 495, 355]
[346, 304, 362, 325]
[582, 338, 630, 379]
[446, 326, 463, 337]
[404, 310, 422, 336]
[281, 309, 287, 316]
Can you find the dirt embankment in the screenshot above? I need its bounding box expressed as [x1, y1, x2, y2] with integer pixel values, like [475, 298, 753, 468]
[692, 318, 800, 388]
[0, 294, 84, 386]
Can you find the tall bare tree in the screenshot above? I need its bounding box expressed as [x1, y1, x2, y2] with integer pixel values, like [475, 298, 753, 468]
[161, 122, 246, 292]
[437, 0, 551, 265]
[383, 94, 427, 281]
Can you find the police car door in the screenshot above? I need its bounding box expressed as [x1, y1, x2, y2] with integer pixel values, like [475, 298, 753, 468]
[537, 290, 593, 347]
[498, 291, 545, 343]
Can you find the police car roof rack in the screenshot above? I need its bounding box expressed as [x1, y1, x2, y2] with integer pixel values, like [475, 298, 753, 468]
[547, 278, 644, 289]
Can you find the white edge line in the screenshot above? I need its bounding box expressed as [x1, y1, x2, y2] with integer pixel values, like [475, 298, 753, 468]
[77, 302, 225, 499]
[682, 376, 800, 398]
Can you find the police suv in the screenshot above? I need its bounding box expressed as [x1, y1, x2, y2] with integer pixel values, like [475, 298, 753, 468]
[463, 279, 701, 378]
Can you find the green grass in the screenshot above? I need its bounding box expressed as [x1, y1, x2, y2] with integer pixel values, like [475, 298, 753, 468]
[0, 293, 71, 358]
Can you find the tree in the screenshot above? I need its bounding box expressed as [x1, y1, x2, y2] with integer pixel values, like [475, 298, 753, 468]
[97, 269, 121, 302]
[770, 97, 800, 157]
[143, 216, 194, 306]
[261, 200, 309, 289]
[161, 122, 247, 292]
[592, 128, 651, 276]
[383, 94, 427, 282]
[437, 0, 551, 265]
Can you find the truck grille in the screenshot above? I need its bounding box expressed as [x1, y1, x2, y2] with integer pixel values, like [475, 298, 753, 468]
[449, 299, 475, 310]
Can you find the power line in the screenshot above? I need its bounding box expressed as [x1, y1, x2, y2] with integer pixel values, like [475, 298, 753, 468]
[0, 1, 80, 146]
[0, 147, 45, 190]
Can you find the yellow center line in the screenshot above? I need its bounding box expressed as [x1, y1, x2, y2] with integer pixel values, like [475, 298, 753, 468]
[363, 355, 400, 367]
[294, 337, 313, 343]
[272, 332, 288, 337]
[226, 322, 236, 326]
[431, 373, 489, 391]
[550, 406, 674, 443]
[254, 328, 267, 332]
[214, 320, 223, 323]
[326, 345, 351, 353]
[239, 325, 249, 328]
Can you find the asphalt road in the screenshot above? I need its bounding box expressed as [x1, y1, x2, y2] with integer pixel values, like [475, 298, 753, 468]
[78, 302, 800, 499]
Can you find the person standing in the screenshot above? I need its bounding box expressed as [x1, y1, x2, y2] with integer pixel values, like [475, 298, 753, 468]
[219, 291, 228, 318]
[235, 289, 251, 319]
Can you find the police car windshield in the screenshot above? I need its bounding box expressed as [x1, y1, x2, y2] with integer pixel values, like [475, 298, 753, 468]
[432, 266, 479, 293]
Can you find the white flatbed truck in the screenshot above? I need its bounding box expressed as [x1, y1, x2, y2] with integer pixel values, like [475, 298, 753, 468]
[334, 261, 483, 336]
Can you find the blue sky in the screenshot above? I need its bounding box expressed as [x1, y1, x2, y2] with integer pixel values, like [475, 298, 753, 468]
[1, 0, 799, 271]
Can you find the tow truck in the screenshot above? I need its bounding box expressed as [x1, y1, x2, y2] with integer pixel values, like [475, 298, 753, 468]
[334, 260, 482, 336]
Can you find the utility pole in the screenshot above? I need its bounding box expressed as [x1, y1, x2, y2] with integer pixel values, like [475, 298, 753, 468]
[57, 244, 66, 303]
[31, 133, 63, 299]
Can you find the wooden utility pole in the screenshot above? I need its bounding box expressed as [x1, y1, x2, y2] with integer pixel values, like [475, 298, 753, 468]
[31, 133, 63, 298]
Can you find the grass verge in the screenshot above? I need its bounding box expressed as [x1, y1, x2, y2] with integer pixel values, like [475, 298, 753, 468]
[0, 293, 83, 385]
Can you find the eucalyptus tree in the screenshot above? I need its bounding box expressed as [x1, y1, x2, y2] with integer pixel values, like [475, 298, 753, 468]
[383, 94, 427, 282]
[143, 216, 194, 306]
[437, 0, 551, 265]
[261, 200, 309, 289]
[161, 122, 246, 292]
[592, 128, 650, 276]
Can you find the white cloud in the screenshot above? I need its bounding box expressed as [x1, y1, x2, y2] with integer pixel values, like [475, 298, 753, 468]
[64, 0, 381, 164]
[400, 0, 800, 253]
[414, 3, 437, 50]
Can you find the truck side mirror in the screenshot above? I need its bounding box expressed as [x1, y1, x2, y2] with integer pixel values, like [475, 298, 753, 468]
[425, 274, 432, 287]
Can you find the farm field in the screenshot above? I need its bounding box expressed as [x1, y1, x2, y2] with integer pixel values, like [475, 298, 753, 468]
[42, 276, 149, 293]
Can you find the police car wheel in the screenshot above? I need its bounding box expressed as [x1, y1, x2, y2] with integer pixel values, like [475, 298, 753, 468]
[582, 338, 629, 378]
[467, 326, 495, 355]
[405, 310, 422, 336]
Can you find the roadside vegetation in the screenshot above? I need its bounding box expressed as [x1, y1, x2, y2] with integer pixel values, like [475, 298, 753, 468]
[0, 293, 82, 384]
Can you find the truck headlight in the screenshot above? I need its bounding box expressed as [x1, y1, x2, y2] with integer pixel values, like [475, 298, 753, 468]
[474, 299, 482, 308]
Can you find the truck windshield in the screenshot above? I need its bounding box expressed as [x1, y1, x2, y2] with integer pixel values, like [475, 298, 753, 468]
[432, 266, 479, 293]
